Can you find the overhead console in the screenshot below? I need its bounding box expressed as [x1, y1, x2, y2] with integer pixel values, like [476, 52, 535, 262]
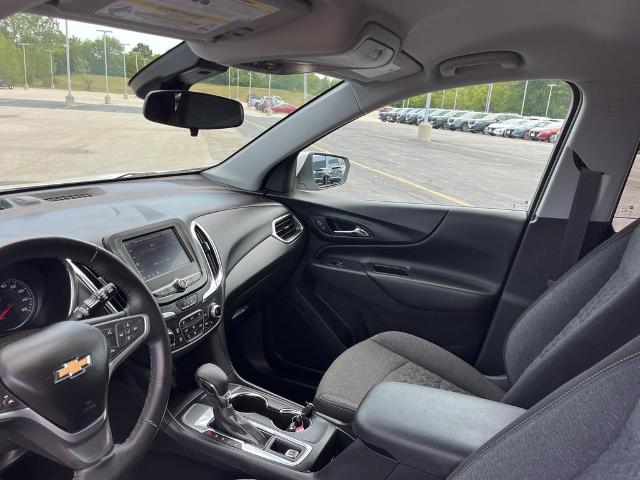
[192, 22, 421, 83]
[104, 219, 224, 355]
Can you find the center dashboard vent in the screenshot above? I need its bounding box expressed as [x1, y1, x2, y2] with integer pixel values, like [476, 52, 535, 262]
[272, 213, 303, 243]
[193, 224, 222, 282]
[36, 187, 106, 203]
[43, 192, 93, 202]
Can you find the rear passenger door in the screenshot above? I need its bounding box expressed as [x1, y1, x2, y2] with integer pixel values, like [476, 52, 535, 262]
[232, 80, 576, 401]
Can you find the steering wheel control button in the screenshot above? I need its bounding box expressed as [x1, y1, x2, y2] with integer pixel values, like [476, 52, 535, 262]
[100, 317, 144, 359]
[0, 387, 23, 413]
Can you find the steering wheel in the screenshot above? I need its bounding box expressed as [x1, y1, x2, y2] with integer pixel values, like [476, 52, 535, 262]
[0, 237, 172, 480]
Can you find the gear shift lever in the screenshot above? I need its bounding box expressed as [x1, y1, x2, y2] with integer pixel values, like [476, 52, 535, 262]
[195, 364, 268, 448]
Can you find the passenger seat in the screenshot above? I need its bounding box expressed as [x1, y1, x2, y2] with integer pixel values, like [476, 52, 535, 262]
[315, 220, 640, 422]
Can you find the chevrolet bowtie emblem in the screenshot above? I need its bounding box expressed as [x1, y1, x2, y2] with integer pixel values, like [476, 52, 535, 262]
[54, 355, 92, 383]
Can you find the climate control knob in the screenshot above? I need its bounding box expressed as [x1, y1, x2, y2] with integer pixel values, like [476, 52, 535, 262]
[168, 329, 176, 347]
[210, 304, 223, 320]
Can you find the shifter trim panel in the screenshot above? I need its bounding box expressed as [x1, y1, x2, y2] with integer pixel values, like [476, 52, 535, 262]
[181, 403, 313, 466]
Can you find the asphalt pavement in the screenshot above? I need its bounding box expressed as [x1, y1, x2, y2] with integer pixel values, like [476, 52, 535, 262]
[1, 88, 555, 211]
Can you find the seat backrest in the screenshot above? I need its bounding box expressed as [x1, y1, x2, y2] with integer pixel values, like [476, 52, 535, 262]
[502, 219, 640, 408]
[449, 335, 640, 480]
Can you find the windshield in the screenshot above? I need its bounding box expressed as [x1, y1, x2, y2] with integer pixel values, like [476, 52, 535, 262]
[0, 13, 339, 190]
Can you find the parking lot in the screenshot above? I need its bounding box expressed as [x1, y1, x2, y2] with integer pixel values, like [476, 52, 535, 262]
[0, 88, 556, 210]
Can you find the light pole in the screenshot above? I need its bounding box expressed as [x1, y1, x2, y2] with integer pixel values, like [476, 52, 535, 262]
[424, 92, 432, 116]
[545, 83, 557, 117]
[267, 74, 272, 115]
[17, 43, 31, 89]
[520, 80, 529, 116]
[485, 83, 494, 113]
[45, 48, 56, 89]
[122, 43, 129, 99]
[96, 29, 112, 104]
[453, 88, 459, 110]
[440, 90, 446, 108]
[64, 19, 74, 107]
[303, 73, 308, 103]
[132, 52, 139, 72]
[248, 71, 252, 104]
[236, 68, 240, 100]
[418, 91, 433, 143]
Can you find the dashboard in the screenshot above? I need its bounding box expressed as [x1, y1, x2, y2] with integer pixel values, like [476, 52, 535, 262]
[0, 174, 305, 355]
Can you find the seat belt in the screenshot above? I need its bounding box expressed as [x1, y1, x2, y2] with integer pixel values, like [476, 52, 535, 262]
[550, 150, 603, 282]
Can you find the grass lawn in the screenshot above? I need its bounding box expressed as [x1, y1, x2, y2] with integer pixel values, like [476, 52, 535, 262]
[49, 74, 308, 106]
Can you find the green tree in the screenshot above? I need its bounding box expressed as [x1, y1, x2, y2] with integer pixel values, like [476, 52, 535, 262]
[131, 42, 153, 57]
[0, 33, 22, 84]
[0, 13, 63, 46]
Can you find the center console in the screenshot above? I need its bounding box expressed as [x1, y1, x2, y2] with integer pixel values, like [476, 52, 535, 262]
[103, 219, 224, 355]
[170, 377, 349, 473]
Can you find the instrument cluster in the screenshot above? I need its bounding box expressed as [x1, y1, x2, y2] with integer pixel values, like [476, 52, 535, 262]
[0, 259, 73, 334]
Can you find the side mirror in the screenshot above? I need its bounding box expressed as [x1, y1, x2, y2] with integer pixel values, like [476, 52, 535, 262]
[143, 90, 243, 136]
[296, 152, 350, 191]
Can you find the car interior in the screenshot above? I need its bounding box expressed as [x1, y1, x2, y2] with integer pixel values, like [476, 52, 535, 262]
[1, 0, 640, 479]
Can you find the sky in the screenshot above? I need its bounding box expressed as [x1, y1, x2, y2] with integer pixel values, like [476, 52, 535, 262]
[66, 19, 180, 54]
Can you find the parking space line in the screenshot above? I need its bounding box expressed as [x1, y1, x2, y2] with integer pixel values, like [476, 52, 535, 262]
[311, 143, 472, 207]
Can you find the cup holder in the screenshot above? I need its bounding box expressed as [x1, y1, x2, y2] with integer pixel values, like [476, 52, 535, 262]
[230, 393, 311, 432]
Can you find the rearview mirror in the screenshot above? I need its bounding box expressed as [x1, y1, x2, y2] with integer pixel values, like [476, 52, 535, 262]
[296, 152, 350, 190]
[143, 90, 243, 136]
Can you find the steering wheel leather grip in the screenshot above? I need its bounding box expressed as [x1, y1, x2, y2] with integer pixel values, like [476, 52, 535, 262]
[0, 237, 172, 480]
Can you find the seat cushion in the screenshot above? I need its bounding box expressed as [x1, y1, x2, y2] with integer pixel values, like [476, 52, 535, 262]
[314, 331, 505, 422]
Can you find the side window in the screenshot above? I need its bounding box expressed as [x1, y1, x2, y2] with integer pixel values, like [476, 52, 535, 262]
[297, 80, 574, 211]
[613, 153, 640, 231]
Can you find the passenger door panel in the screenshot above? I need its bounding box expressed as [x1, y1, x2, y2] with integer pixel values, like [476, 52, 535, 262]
[242, 194, 527, 398]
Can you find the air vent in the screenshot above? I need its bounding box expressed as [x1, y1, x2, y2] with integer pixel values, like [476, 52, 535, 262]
[71, 263, 127, 313]
[193, 224, 222, 282]
[43, 192, 93, 202]
[272, 214, 303, 243]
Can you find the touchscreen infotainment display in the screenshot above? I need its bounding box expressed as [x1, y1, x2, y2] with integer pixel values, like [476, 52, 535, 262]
[123, 228, 192, 281]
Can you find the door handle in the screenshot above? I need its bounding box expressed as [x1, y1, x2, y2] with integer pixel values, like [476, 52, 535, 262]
[332, 227, 370, 237]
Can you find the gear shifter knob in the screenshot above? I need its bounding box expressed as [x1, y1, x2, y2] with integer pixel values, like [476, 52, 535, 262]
[196, 363, 232, 411]
[195, 363, 229, 399]
[195, 363, 268, 448]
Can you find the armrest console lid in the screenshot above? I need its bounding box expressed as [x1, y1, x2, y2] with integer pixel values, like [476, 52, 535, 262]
[353, 382, 525, 478]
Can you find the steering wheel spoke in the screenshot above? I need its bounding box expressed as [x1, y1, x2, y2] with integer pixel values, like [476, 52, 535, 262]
[84, 313, 150, 375]
[0, 372, 112, 470]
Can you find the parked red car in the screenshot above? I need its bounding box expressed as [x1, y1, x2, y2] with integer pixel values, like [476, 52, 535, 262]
[256, 96, 284, 111]
[529, 122, 563, 141]
[0, 78, 13, 89]
[270, 102, 297, 114]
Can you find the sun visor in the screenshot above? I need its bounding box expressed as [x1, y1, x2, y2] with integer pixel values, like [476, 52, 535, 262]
[31, 0, 309, 43]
